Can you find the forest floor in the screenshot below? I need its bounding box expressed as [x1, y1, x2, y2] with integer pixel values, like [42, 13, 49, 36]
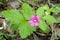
[0, 0, 60, 40]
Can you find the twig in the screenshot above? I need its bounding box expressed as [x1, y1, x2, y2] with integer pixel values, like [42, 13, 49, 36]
[47, 0, 54, 6]
[36, 32, 46, 36]
[33, 33, 40, 40]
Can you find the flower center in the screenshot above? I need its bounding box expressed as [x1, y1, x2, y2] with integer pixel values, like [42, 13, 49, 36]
[34, 19, 37, 22]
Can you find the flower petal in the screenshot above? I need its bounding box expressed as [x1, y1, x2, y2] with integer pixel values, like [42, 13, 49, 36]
[34, 22, 38, 26]
[30, 23, 35, 26]
[29, 20, 35, 26]
[29, 15, 40, 26]
[36, 16, 40, 22]
[31, 15, 35, 19]
[29, 20, 33, 23]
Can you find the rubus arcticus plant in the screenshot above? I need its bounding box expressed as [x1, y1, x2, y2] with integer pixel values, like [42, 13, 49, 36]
[2, 3, 60, 38]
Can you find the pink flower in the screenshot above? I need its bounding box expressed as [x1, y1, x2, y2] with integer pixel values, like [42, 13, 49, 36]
[29, 15, 40, 26]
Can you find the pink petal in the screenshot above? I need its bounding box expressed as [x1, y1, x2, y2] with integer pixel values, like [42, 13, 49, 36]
[30, 22, 38, 26]
[29, 20, 38, 26]
[31, 15, 35, 19]
[29, 20, 33, 24]
[36, 16, 40, 22]
[34, 22, 38, 26]
[29, 20, 35, 26]
[29, 20, 34, 25]
[29, 15, 40, 26]
[30, 22, 35, 26]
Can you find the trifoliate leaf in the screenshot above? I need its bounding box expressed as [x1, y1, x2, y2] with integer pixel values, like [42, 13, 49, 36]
[10, 24, 19, 30]
[19, 21, 36, 38]
[2, 9, 24, 24]
[39, 21, 50, 33]
[50, 5, 60, 14]
[22, 3, 35, 20]
[36, 5, 50, 17]
[36, 7, 44, 17]
[44, 15, 57, 23]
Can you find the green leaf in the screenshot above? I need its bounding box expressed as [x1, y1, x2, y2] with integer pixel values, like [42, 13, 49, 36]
[19, 21, 36, 38]
[22, 3, 35, 20]
[2, 9, 24, 24]
[10, 24, 19, 30]
[43, 5, 49, 10]
[36, 5, 50, 17]
[55, 4, 60, 8]
[39, 21, 50, 33]
[50, 5, 60, 14]
[44, 15, 57, 23]
[43, 5, 50, 15]
[10, 19, 25, 30]
[45, 11, 50, 15]
[57, 17, 60, 22]
[36, 7, 44, 17]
